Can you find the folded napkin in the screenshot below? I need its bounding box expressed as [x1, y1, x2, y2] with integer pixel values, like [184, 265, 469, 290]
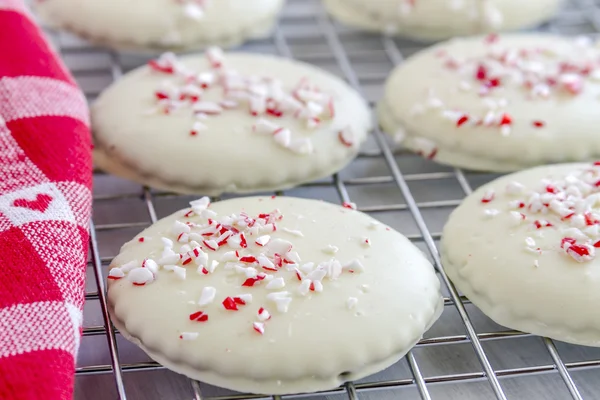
[0, 1, 92, 399]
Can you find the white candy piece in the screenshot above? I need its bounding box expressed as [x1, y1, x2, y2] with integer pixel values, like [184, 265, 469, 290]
[266, 277, 286, 290]
[284, 251, 301, 264]
[143, 259, 159, 274]
[171, 220, 191, 236]
[253, 118, 279, 135]
[298, 279, 311, 296]
[255, 235, 271, 247]
[257, 308, 271, 321]
[266, 239, 293, 256]
[273, 128, 291, 148]
[183, 3, 204, 20]
[257, 255, 275, 270]
[108, 267, 124, 279]
[198, 287, 217, 306]
[253, 322, 265, 335]
[173, 266, 186, 280]
[127, 267, 154, 285]
[237, 294, 253, 304]
[221, 251, 239, 262]
[190, 197, 211, 212]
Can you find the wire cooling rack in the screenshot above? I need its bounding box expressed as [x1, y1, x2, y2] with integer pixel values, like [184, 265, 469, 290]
[36, 0, 600, 398]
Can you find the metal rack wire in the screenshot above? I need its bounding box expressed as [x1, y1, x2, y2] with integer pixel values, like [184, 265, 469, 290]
[41, 0, 600, 398]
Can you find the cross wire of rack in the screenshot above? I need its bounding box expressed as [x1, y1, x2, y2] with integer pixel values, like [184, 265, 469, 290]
[42, 0, 600, 398]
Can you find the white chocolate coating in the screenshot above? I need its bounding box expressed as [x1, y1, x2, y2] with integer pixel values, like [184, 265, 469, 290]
[33, 0, 284, 52]
[107, 196, 443, 394]
[442, 163, 600, 346]
[324, 0, 561, 41]
[92, 52, 371, 195]
[378, 34, 600, 172]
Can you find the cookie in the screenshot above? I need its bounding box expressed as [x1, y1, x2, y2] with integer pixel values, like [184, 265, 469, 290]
[33, 0, 285, 52]
[324, 0, 561, 42]
[442, 162, 600, 346]
[92, 49, 371, 195]
[378, 34, 600, 172]
[107, 196, 443, 394]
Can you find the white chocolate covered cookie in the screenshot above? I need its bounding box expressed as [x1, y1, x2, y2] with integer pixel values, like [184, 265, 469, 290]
[378, 34, 600, 172]
[107, 196, 443, 394]
[324, 0, 562, 41]
[442, 162, 600, 346]
[33, 0, 284, 52]
[92, 50, 371, 195]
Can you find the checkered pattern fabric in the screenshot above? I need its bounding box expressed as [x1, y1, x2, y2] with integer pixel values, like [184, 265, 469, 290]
[0, 1, 92, 399]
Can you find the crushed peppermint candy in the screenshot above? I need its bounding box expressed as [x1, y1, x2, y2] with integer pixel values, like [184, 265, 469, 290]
[189, 311, 209, 322]
[176, 0, 209, 20]
[113, 197, 371, 339]
[483, 163, 600, 263]
[257, 307, 271, 321]
[108, 267, 125, 280]
[127, 267, 154, 286]
[198, 286, 217, 306]
[253, 322, 265, 335]
[412, 35, 600, 138]
[146, 49, 345, 154]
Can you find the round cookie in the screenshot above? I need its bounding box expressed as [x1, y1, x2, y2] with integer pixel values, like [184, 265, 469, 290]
[33, 0, 284, 52]
[92, 49, 371, 195]
[379, 34, 600, 172]
[324, 0, 562, 42]
[442, 162, 600, 346]
[107, 196, 443, 394]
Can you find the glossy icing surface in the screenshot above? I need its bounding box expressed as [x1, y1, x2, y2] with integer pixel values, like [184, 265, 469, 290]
[34, 0, 284, 51]
[442, 163, 600, 346]
[324, 0, 561, 41]
[92, 51, 371, 195]
[107, 196, 443, 394]
[379, 34, 600, 171]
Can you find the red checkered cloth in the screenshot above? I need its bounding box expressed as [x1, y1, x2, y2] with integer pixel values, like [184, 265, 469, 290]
[0, 1, 92, 399]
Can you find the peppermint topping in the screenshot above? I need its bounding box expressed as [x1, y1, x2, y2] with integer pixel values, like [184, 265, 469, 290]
[127, 267, 154, 286]
[267, 291, 292, 313]
[198, 286, 217, 306]
[489, 163, 600, 263]
[176, 0, 208, 20]
[253, 322, 265, 335]
[257, 307, 271, 321]
[146, 49, 346, 154]
[416, 36, 600, 137]
[108, 268, 124, 280]
[189, 311, 209, 322]
[113, 198, 371, 338]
